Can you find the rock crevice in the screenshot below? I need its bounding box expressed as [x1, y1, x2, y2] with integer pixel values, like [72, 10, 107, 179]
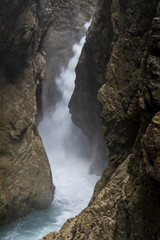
[0, 0, 98, 226]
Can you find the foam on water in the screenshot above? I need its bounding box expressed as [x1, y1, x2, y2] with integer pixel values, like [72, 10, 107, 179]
[0, 22, 99, 240]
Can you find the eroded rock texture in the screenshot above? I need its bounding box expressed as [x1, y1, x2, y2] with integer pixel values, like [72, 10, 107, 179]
[42, 0, 160, 239]
[0, 0, 54, 225]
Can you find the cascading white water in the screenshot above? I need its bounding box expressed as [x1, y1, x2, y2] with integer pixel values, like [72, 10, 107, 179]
[0, 22, 99, 240]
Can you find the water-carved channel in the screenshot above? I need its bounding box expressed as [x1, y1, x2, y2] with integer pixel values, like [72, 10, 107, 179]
[0, 24, 99, 240]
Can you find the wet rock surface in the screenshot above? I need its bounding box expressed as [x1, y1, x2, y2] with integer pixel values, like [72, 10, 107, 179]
[0, 0, 55, 225]
[42, 0, 160, 239]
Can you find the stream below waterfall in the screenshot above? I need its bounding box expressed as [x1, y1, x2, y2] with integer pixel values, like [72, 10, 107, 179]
[0, 23, 99, 240]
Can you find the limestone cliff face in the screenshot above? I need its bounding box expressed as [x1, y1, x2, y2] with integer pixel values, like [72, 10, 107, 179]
[0, 0, 54, 225]
[42, 0, 160, 239]
[42, 0, 97, 114]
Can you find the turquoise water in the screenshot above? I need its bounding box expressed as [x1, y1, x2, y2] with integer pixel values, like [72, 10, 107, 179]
[0, 162, 98, 240]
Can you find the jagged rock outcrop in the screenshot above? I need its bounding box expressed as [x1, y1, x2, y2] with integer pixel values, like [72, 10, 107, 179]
[69, 0, 112, 174]
[0, 0, 55, 225]
[42, 0, 97, 114]
[42, 0, 160, 239]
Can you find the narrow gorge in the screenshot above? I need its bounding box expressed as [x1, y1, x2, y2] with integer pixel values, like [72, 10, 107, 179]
[0, 0, 160, 240]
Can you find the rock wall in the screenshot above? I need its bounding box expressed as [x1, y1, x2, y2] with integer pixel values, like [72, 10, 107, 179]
[42, 0, 160, 239]
[0, 0, 55, 225]
[69, 0, 113, 174]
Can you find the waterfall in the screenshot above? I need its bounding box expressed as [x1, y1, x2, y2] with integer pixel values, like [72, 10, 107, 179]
[39, 36, 90, 164]
[0, 22, 99, 240]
